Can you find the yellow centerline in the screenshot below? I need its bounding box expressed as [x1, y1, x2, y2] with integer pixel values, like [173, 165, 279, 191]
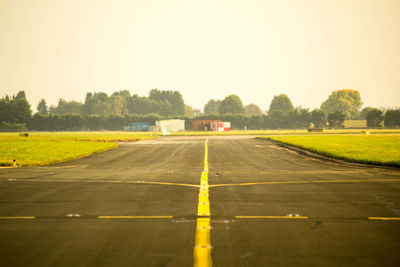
[194, 139, 212, 267]
[0, 216, 35, 219]
[236, 216, 308, 219]
[209, 178, 400, 188]
[8, 179, 199, 188]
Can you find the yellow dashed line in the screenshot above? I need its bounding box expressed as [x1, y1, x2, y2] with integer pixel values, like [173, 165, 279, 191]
[209, 178, 400, 188]
[0, 216, 35, 219]
[98, 216, 173, 219]
[194, 139, 212, 267]
[236, 216, 308, 219]
[368, 217, 400, 221]
[9, 179, 199, 188]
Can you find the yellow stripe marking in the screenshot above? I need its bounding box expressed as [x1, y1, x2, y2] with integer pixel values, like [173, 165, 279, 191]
[9, 179, 199, 188]
[236, 216, 308, 219]
[203, 139, 209, 173]
[194, 139, 212, 267]
[209, 178, 400, 188]
[98, 216, 173, 219]
[368, 217, 400, 221]
[0, 216, 35, 219]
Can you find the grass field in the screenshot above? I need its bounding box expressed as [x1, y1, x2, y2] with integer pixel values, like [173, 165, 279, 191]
[0, 132, 159, 166]
[260, 135, 400, 167]
[169, 129, 400, 136]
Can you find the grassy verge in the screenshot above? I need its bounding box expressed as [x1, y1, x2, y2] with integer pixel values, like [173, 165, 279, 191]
[0, 132, 160, 166]
[259, 135, 400, 167]
[169, 129, 400, 136]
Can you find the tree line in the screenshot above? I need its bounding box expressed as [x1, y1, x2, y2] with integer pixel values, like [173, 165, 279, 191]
[42, 89, 185, 117]
[0, 89, 399, 131]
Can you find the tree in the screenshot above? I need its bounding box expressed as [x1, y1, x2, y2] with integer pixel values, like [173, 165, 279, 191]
[296, 108, 311, 129]
[219, 95, 244, 114]
[320, 89, 362, 119]
[0, 91, 31, 125]
[37, 99, 48, 115]
[149, 89, 185, 116]
[245, 104, 262, 116]
[366, 108, 383, 128]
[184, 105, 194, 118]
[328, 111, 345, 128]
[50, 99, 83, 115]
[82, 92, 112, 115]
[360, 107, 375, 120]
[310, 109, 326, 128]
[265, 111, 288, 129]
[384, 109, 400, 128]
[204, 99, 221, 114]
[15, 91, 26, 101]
[268, 94, 294, 114]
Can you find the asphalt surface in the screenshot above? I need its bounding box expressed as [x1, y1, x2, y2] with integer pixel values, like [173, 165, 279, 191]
[0, 136, 399, 266]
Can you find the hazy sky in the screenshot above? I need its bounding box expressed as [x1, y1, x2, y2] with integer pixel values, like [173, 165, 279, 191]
[1, 0, 399, 112]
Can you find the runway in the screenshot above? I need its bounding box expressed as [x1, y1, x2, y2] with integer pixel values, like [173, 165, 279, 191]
[0, 136, 399, 266]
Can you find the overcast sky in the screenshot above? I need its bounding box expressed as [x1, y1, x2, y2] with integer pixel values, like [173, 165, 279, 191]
[0, 0, 399, 112]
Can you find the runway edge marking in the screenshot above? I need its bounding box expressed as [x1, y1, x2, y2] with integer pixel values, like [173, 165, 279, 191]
[194, 138, 212, 267]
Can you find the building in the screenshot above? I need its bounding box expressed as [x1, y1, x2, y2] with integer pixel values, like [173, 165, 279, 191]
[192, 119, 231, 131]
[212, 121, 231, 132]
[192, 119, 222, 131]
[154, 119, 185, 132]
[123, 122, 150, 132]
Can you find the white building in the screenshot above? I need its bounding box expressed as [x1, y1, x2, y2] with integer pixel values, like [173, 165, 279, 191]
[154, 119, 185, 132]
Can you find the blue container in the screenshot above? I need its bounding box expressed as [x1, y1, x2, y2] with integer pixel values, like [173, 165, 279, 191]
[129, 123, 149, 132]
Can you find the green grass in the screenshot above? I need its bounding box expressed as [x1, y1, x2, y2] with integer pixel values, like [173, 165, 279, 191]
[0, 132, 160, 166]
[169, 129, 400, 136]
[343, 120, 367, 128]
[260, 135, 400, 167]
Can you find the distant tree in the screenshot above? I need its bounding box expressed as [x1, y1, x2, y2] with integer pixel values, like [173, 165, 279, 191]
[328, 111, 345, 128]
[37, 99, 48, 115]
[265, 111, 288, 129]
[15, 91, 26, 101]
[111, 90, 131, 98]
[384, 109, 400, 128]
[360, 107, 375, 120]
[310, 109, 326, 128]
[247, 115, 263, 130]
[268, 94, 294, 115]
[11, 91, 31, 123]
[50, 99, 83, 115]
[366, 108, 383, 128]
[184, 105, 194, 118]
[286, 108, 311, 129]
[219, 95, 244, 114]
[149, 89, 185, 116]
[82, 92, 112, 115]
[320, 89, 362, 119]
[110, 90, 131, 115]
[0, 91, 31, 125]
[204, 99, 221, 114]
[296, 108, 311, 128]
[245, 104, 262, 116]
